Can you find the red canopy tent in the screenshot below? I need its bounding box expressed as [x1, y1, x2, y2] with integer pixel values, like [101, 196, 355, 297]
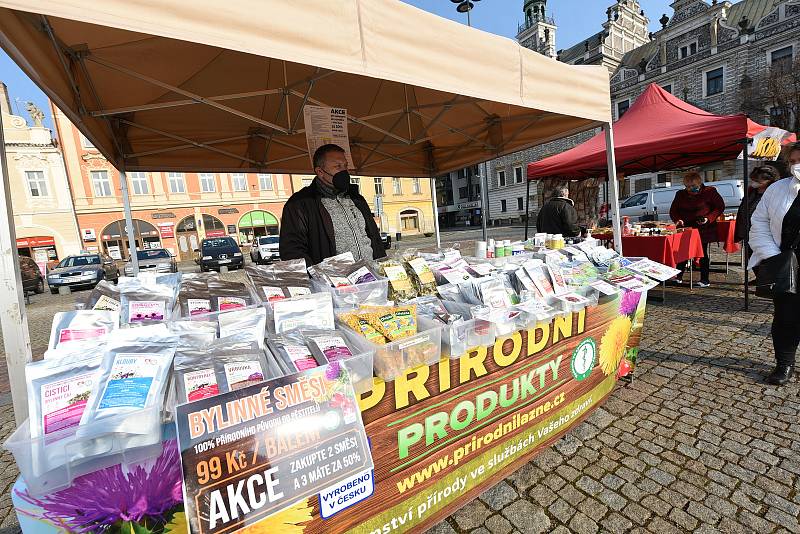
[526, 83, 793, 179]
[525, 83, 797, 310]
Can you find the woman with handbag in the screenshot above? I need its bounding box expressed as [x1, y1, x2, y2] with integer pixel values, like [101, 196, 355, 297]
[735, 165, 781, 269]
[750, 143, 800, 385]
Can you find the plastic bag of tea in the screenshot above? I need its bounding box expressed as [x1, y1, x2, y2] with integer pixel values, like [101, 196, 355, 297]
[78, 342, 176, 432]
[48, 310, 119, 350]
[82, 280, 121, 312]
[402, 250, 438, 297]
[309, 253, 379, 287]
[120, 283, 175, 325]
[271, 292, 334, 334]
[174, 341, 265, 402]
[215, 346, 270, 392]
[168, 320, 218, 347]
[26, 347, 105, 473]
[218, 307, 267, 348]
[266, 333, 326, 374]
[378, 259, 417, 301]
[178, 278, 212, 318]
[300, 329, 354, 363]
[208, 280, 254, 312]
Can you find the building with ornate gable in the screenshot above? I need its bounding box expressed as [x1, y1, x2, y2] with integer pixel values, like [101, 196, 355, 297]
[1, 83, 81, 268]
[479, 0, 800, 228]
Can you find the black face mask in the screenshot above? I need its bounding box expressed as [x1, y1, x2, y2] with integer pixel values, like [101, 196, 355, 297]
[326, 170, 351, 193]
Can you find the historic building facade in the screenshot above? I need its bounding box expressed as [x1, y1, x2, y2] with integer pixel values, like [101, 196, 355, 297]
[1, 83, 81, 268]
[487, 0, 800, 227]
[52, 105, 294, 261]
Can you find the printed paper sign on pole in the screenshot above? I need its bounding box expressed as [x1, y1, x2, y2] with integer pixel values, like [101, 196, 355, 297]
[175, 362, 373, 534]
[303, 106, 354, 169]
[738, 127, 794, 161]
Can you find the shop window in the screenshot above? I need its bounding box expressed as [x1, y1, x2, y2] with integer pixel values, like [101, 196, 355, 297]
[168, 172, 185, 194]
[231, 173, 248, 192]
[25, 171, 48, 197]
[199, 173, 216, 192]
[91, 170, 112, 197]
[258, 173, 273, 190]
[705, 67, 724, 96]
[128, 172, 149, 195]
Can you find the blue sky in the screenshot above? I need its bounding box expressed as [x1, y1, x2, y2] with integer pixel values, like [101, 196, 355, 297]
[1, 0, 675, 130]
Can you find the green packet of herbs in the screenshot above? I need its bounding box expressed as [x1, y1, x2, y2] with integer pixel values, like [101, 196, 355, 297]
[403, 253, 438, 296]
[363, 304, 418, 341]
[378, 259, 417, 301]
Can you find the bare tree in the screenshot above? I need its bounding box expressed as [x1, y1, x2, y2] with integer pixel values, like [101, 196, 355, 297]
[760, 54, 800, 133]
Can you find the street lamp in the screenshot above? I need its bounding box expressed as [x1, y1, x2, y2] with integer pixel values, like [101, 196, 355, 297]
[449, 0, 481, 27]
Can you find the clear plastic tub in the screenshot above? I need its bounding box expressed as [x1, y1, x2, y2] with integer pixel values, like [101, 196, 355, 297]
[436, 300, 496, 358]
[340, 320, 443, 382]
[311, 278, 389, 308]
[340, 352, 374, 396]
[4, 404, 163, 497]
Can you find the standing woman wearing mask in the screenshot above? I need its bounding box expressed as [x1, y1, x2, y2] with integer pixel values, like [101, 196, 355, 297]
[749, 142, 800, 385]
[669, 172, 725, 287]
[735, 165, 781, 269]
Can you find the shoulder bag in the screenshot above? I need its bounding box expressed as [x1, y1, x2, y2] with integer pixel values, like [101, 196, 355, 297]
[755, 232, 800, 299]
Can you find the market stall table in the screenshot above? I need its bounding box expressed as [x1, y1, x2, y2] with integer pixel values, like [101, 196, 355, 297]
[714, 220, 740, 254]
[622, 228, 704, 295]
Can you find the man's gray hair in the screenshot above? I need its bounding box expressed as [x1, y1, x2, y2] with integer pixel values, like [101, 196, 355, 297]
[553, 184, 570, 198]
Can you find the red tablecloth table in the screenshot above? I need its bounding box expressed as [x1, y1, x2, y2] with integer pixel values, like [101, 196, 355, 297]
[713, 220, 741, 253]
[621, 228, 704, 268]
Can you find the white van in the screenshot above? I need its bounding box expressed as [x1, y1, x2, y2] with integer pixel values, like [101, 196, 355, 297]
[617, 179, 744, 222]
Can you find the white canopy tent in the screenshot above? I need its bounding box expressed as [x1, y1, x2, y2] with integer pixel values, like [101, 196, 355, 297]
[0, 0, 621, 422]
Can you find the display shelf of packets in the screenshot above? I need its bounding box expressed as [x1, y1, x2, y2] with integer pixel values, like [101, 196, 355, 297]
[5, 404, 163, 497]
[310, 277, 389, 308]
[338, 317, 443, 382]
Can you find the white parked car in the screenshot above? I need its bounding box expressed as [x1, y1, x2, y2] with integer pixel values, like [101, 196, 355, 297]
[250, 235, 280, 264]
[617, 179, 744, 222]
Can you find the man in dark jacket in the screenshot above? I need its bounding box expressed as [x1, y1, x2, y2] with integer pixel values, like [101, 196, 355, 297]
[536, 184, 580, 237]
[280, 144, 385, 266]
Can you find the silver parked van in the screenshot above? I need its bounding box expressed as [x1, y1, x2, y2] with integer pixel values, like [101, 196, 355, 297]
[618, 179, 744, 222]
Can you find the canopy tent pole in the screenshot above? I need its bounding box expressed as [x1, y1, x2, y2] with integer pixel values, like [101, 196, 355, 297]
[742, 139, 750, 312]
[481, 162, 488, 242]
[603, 123, 623, 253]
[0, 109, 33, 424]
[430, 176, 441, 249]
[524, 177, 531, 240]
[119, 169, 139, 275]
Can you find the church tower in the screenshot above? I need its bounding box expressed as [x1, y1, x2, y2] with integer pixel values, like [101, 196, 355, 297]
[518, 0, 557, 59]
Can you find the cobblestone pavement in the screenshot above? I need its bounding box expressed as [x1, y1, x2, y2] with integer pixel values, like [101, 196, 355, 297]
[0, 237, 797, 532]
[429, 265, 800, 533]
